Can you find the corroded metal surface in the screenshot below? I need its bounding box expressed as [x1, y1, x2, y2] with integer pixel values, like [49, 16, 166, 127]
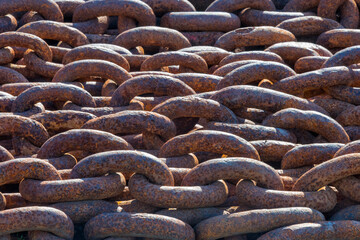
[84, 212, 195, 240]
[0, 0, 358, 238]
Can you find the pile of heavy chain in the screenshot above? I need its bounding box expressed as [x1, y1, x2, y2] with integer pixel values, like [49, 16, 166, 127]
[0, 0, 360, 239]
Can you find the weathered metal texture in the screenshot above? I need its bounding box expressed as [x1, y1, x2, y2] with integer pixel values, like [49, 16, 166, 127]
[31, 110, 96, 133]
[0, 82, 82, 96]
[110, 75, 195, 107]
[210, 86, 329, 115]
[0, 96, 15, 112]
[159, 130, 260, 160]
[0, 91, 12, 97]
[317, 29, 360, 49]
[44, 154, 77, 170]
[265, 42, 330, 67]
[345, 126, 360, 141]
[280, 175, 298, 190]
[0, 32, 52, 61]
[28, 231, 67, 240]
[332, 176, 360, 202]
[0, 46, 15, 65]
[58, 170, 71, 180]
[3, 193, 29, 209]
[236, 180, 337, 212]
[82, 110, 176, 150]
[0, 137, 14, 152]
[161, 154, 198, 168]
[62, 45, 130, 71]
[99, 82, 116, 97]
[222, 235, 247, 240]
[0, 14, 16, 34]
[294, 56, 329, 73]
[219, 51, 284, 66]
[128, 96, 170, 111]
[115, 16, 136, 34]
[118, 134, 144, 150]
[292, 153, 360, 191]
[19, 173, 126, 203]
[54, 0, 85, 18]
[318, 0, 347, 21]
[51, 46, 70, 63]
[216, 62, 296, 89]
[205, 0, 276, 12]
[277, 16, 344, 37]
[151, 97, 238, 131]
[181, 157, 283, 190]
[0, 158, 61, 186]
[118, 199, 160, 213]
[178, 46, 230, 66]
[52, 59, 132, 85]
[0, 207, 73, 239]
[194, 207, 325, 240]
[18, 11, 44, 28]
[257, 221, 360, 240]
[272, 67, 356, 96]
[283, 0, 319, 12]
[214, 60, 273, 77]
[0, 192, 5, 210]
[0, 66, 28, 85]
[278, 166, 312, 178]
[156, 208, 229, 226]
[37, 129, 133, 159]
[50, 200, 122, 223]
[62, 101, 144, 117]
[17, 20, 89, 47]
[250, 140, 296, 162]
[128, 174, 228, 208]
[109, 185, 132, 201]
[130, 71, 174, 77]
[324, 85, 360, 105]
[113, 26, 191, 51]
[174, 73, 222, 93]
[23, 51, 64, 78]
[70, 150, 174, 186]
[72, 0, 156, 31]
[0, 115, 49, 146]
[339, 0, 359, 29]
[170, 167, 192, 186]
[282, 143, 344, 169]
[0, 0, 63, 22]
[68, 17, 110, 35]
[123, 55, 149, 71]
[11, 136, 40, 156]
[0, 145, 14, 162]
[84, 212, 195, 240]
[11, 84, 96, 113]
[104, 237, 135, 240]
[87, 43, 132, 54]
[240, 9, 309, 27]
[322, 46, 360, 68]
[143, 0, 195, 16]
[263, 108, 349, 143]
[231, 107, 270, 123]
[182, 32, 223, 46]
[0, 1, 360, 238]
[141, 51, 208, 73]
[70, 81, 102, 96]
[330, 205, 360, 221]
[214, 27, 296, 51]
[161, 12, 240, 32]
[334, 140, 360, 157]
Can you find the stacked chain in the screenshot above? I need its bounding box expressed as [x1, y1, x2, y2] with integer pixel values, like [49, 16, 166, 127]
[0, 0, 360, 239]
